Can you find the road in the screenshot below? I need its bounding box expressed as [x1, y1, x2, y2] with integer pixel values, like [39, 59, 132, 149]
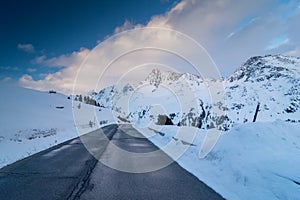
[0, 124, 224, 200]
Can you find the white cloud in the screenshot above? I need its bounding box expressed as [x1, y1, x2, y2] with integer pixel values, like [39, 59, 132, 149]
[20, 48, 89, 94]
[21, 28, 218, 94]
[17, 43, 35, 53]
[19, 0, 300, 94]
[285, 48, 300, 57]
[114, 20, 137, 33]
[19, 71, 76, 94]
[169, 0, 187, 13]
[32, 48, 90, 68]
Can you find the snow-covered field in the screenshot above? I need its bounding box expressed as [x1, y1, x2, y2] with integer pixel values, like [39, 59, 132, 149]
[0, 85, 115, 169]
[139, 121, 300, 200]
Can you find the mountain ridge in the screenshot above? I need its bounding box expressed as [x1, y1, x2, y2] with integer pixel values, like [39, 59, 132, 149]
[93, 54, 300, 130]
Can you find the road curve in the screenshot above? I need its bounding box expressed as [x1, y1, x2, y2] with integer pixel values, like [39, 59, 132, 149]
[0, 124, 224, 200]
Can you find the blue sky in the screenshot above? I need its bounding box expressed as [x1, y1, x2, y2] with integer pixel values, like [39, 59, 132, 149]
[0, 0, 177, 82]
[1, 0, 300, 93]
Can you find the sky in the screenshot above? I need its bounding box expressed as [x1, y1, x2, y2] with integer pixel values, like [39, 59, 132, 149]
[1, 0, 300, 94]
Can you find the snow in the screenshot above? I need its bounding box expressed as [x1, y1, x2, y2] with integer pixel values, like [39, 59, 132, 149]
[138, 121, 300, 200]
[96, 55, 300, 133]
[93, 55, 300, 199]
[0, 85, 115, 169]
[1, 55, 300, 199]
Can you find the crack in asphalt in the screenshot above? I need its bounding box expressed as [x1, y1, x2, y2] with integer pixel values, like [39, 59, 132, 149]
[0, 124, 224, 200]
[67, 126, 118, 200]
[66, 158, 99, 200]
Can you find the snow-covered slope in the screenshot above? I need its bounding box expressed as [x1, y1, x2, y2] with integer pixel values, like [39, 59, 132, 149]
[96, 55, 300, 129]
[0, 85, 114, 168]
[94, 54, 300, 199]
[225, 55, 300, 124]
[1, 55, 299, 199]
[141, 121, 300, 200]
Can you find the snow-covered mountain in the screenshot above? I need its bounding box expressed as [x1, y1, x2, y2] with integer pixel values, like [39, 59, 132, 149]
[95, 55, 300, 129]
[226, 55, 300, 123]
[1, 55, 299, 200]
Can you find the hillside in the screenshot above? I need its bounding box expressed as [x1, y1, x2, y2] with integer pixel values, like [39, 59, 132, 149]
[95, 55, 300, 129]
[0, 85, 114, 168]
[1, 55, 299, 199]
[93, 54, 300, 199]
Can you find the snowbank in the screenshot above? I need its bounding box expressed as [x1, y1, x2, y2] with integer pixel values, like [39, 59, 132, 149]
[139, 121, 300, 200]
[0, 85, 115, 168]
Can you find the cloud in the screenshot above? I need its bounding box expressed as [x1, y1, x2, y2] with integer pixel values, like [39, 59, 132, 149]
[19, 69, 78, 94]
[166, 0, 299, 73]
[0, 66, 19, 71]
[285, 3, 300, 55]
[285, 48, 300, 56]
[266, 36, 290, 50]
[20, 48, 92, 94]
[227, 17, 260, 39]
[20, 48, 90, 94]
[31, 48, 90, 68]
[19, 0, 300, 94]
[114, 20, 137, 34]
[17, 43, 35, 53]
[27, 68, 37, 73]
[21, 30, 213, 94]
[1, 77, 12, 82]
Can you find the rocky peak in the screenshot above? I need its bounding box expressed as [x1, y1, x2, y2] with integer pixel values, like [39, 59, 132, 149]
[228, 55, 300, 82]
[145, 68, 182, 87]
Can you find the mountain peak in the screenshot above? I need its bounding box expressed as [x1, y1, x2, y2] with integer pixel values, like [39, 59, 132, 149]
[145, 68, 182, 87]
[228, 55, 300, 82]
[145, 68, 203, 88]
[95, 54, 300, 131]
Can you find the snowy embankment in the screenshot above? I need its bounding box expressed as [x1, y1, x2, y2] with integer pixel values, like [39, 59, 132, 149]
[93, 54, 300, 199]
[0, 85, 114, 169]
[138, 121, 300, 200]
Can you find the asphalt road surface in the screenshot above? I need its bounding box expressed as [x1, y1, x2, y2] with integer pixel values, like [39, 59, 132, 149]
[0, 124, 224, 200]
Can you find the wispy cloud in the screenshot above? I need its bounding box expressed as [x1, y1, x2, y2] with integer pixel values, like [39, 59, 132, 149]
[27, 68, 37, 73]
[0, 66, 19, 71]
[17, 43, 35, 53]
[227, 17, 260, 39]
[1, 77, 12, 82]
[266, 35, 290, 50]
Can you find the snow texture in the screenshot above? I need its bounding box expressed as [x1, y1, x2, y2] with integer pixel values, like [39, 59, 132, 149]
[0, 85, 115, 168]
[1, 55, 300, 199]
[139, 121, 300, 200]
